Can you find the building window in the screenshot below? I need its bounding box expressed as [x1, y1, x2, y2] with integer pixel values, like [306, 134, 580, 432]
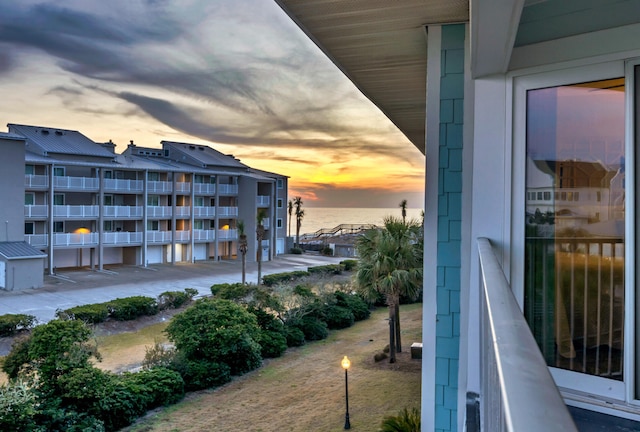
[209, 220, 216, 229]
[194, 196, 204, 207]
[104, 170, 113, 179]
[194, 174, 204, 183]
[194, 220, 204, 230]
[53, 221, 64, 233]
[277, 199, 283, 208]
[148, 172, 160, 181]
[277, 179, 283, 189]
[53, 194, 65, 205]
[25, 193, 35, 205]
[104, 221, 113, 231]
[104, 195, 113, 206]
[25, 165, 34, 175]
[147, 220, 159, 231]
[210, 175, 217, 184]
[277, 218, 283, 228]
[147, 195, 159, 206]
[25, 222, 34, 235]
[53, 167, 65, 177]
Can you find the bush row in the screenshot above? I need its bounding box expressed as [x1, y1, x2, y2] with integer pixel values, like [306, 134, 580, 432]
[0, 314, 36, 337]
[55, 289, 197, 324]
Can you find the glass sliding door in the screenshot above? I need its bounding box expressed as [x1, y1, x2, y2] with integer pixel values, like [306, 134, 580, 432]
[524, 78, 626, 383]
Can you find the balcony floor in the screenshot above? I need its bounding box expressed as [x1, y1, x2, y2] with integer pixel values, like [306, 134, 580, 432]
[569, 406, 640, 432]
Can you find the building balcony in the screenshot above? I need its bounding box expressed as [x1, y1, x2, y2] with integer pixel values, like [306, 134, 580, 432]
[53, 232, 99, 246]
[24, 234, 47, 247]
[193, 229, 216, 241]
[257, 195, 270, 206]
[218, 206, 238, 217]
[25, 174, 48, 189]
[219, 184, 238, 195]
[102, 231, 143, 245]
[103, 206, 143, 219]
[146, 206, 172, 218]
[53, 205, 99, 219]
[147, 231, 172, 243]
[193, 183, 216, 195]
[175, 182, 191, 194]
[193, 206, 216, 217]
[25, 205, 48, 218]
[218, 228, 237, 240]
[104, 178, 143, 193]
[174, 207, 191, 218]
[174, 230, 190, 242]
[53, 176, 99, 191]
[147, 181, 172, 193]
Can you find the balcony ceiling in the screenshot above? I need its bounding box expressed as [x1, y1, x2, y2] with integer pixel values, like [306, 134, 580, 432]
[275, 0, 469, 154]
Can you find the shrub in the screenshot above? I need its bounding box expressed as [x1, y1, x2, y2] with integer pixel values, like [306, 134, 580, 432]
[2, 336, 31, 379]
[284, 326, 306, 347]
[57, 304, 109, 324]
[334, 291, 371, 321]
[142, 340, 177, 370]
[169, 354, 231, 391]
[321, 246, 333, 256]
[210, 282, 252, 300]
[256, 330, 288, 358]
[290, 247, 303, 254]
[262, 270, 310, 287]
[324, 305, 354, 329]
[379, 407, 421, 432]
[307, 264, 342, 275]
[0, 314, 36, 337]
[374, 352, 388, 362]
[0, 381, 38, 431]
[340, 259, 358, 271]
[108, 296, 158, 321]
[121, 367, 184, 408]
[297, 316, 329, 341]
[157, 289, 195, 310]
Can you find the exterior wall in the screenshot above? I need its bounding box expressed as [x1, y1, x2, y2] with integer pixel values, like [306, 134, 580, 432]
[0, 136, 26, 242]
[1, 258, 45, 290]
[238, 177, 259, 262]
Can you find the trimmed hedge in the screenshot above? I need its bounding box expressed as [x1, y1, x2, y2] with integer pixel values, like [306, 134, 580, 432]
[0, 314, 36, 337]
[262, 270, 310, 287]
[340, 259, 358, 271]
[158, 289, 196, 310]
[108, 296, 158, 321]
[210, 282, 252, 300]
[57, 304, 110, 324]
[307, 264, 343, 275]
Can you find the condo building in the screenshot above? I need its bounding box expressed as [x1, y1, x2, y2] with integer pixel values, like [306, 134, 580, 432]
[0, 123, 288, 290]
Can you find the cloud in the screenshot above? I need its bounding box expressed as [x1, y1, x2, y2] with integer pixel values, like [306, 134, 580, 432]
[290, 183, 424, 208]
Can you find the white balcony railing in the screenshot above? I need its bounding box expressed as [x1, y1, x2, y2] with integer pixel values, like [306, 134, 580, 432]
[478, 238, 577, 432]
[147, 231, 172, 243]
[193, 229, 216, 241]
[174, 230, 190, 242]
[193, 183, 216, 195]
[218, 184, 238, 195]
[174, 207, 191, 218]
[193, 206, 216, 217]
[25, 234, 48, 247]
[25, 175, 48, 188]
[53, 232, 99, 246]
[104, 178, 143, 192]
[146, 206, 172, 218]
[25, 205, 48, 218]
[102, 232, 143, 244]
[53, 176, 99, 191]
[53, 205, 99, 218]
[218, 206, 238, 217]
[257, 195, 270, 206]
[147, 181, 172, 193]
[218, 229, 237, 240]
[103, 206, 143, 218]
[175, 182, 191, 194]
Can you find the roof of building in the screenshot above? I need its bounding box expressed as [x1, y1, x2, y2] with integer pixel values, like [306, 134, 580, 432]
[8, 124, 116, 159]
[0, 242, 47, 261]
[162, 141, 248, 169]
[0, 132, 26, 141]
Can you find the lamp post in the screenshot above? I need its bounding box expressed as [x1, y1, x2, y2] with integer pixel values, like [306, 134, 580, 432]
[341, 355, 351, 430]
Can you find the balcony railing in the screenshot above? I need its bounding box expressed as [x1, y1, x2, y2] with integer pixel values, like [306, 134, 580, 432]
[262, 219, 270, 229]
[174, 230, 190, 242]
[147, 231, 172, 243]
[104, 178, 143, 192]
[25, 205, 48, 218]
[257, 195, 270, 206]
[193, 229, 216, 241]
[102, 232, 143, 244]
[175, 182, 190, 194]
[147, 181, 172, 193]
[218, 206, 238, 217]
[174, 207, 191, 218]
[147, 206, 172, 218]
[103, 206, 143, 218]
[193, 183, 216, 195]
[478, 237, 577, 432]
[53, 176, 99, 191]
[25, 174, 48, 188]
[193, 206, 216, 217]
[218, 229, 237, 240]
[53, 232, 98, 246]
[219, 184, 238, 195]
[25, 234, 47, 247]
[53, 205, 99, 218]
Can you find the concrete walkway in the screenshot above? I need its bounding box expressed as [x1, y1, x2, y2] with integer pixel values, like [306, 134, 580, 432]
[0, 254, 346, 324]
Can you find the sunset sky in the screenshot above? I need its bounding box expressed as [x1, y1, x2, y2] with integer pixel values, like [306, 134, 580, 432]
[0, 0, 425, 208]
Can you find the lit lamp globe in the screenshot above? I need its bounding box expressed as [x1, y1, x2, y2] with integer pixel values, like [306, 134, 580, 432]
[341, 356, 351, 370]
[341, 356, 351, 429]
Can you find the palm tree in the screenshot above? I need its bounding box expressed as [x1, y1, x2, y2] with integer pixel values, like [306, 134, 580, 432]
[399, 199, 408, 223]
[355, 216, 422, 363]
[237, 220, 248, 284]
[293, 196, 305, 248]
[288, 199, 293, 238]
[256, 209, 267, 285]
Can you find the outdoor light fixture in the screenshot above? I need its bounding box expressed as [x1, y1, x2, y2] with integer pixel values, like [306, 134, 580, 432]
[341, 355, 351, 430]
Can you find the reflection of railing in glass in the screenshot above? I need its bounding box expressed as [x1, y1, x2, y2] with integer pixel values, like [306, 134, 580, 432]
[525, 236, 624, 380]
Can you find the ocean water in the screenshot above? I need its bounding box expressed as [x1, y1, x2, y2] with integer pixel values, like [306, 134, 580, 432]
[291, 207, 424, 236]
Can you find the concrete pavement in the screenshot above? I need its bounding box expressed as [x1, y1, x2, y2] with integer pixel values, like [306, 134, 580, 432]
[0, 254, 346, 324]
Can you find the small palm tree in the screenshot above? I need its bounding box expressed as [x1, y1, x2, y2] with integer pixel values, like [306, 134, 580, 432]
[237, 220, 248, 284]
[293, 196, 304, 248]
[399, 199, 408, 223]
[256, 209, 267, 285]
[379, 407, 421, 432]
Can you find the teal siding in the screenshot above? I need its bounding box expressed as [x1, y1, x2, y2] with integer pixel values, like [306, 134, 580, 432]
[434, 23, 465, 432]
